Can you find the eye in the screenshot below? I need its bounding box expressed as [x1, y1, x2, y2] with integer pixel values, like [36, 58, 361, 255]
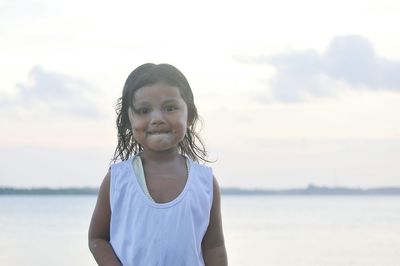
[133, 107, 150, 115]
[164, 105, 177, 112]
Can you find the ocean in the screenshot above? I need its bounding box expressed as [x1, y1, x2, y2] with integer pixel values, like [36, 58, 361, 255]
[0, 195, 399, 266]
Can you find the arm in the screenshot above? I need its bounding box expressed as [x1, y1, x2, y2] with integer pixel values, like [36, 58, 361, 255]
[88, 171, 121, 266]
[202, 176, 228, 266]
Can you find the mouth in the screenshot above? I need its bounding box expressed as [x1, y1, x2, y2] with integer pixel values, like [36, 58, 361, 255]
[147, 131, 170, 135]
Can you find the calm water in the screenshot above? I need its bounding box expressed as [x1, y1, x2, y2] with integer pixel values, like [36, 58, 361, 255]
[0, 195, 399, 266]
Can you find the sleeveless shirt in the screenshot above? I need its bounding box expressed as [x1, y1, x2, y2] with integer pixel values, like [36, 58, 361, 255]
[109, 156, 214, 266]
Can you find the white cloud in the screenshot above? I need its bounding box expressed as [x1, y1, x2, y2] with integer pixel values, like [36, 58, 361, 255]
[1, 65, 104, 117]
[252, 35, 400, 102]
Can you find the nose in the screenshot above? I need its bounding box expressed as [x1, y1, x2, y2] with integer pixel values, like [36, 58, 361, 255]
[149, 109, 165, 125]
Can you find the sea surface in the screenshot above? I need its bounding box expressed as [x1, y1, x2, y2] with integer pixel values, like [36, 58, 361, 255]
[0, 195, 399, 266]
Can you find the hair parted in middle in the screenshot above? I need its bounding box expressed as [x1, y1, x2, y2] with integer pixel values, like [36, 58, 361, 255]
[112, 63, 208, 163]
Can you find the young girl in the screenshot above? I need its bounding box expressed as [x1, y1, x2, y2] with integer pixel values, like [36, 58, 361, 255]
[88, 63, 228, 266]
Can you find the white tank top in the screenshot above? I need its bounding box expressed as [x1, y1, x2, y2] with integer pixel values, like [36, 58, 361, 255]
[109, 155, 213, 266]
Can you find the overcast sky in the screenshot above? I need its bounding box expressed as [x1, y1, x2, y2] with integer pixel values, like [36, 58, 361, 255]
[1, 0, 399, 189]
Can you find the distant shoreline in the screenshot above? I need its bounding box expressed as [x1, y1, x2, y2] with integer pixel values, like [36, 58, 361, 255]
[1, 184, 400, 196]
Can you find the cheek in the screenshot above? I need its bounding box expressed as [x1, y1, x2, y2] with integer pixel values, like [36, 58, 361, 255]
[177, 113, 189, 127]
[131, 121, 145, 133]
[131, 122, 145, 142]
[178, 119, 189, 136]
[128, 109, 145, 132]
[129, 119, 145, 136]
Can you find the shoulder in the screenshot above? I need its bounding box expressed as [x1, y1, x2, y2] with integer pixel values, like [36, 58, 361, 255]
[187, 160, 215, 203]
[189, 160, 214, 187]
[190, 160, 213, 177]
[109, 158, 134, 188]
[110, 158, 132, 172]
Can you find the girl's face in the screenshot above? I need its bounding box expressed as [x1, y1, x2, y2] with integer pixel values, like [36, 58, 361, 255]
[128, 82, 190, 153]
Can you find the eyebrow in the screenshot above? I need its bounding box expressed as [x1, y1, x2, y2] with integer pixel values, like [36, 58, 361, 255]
[162, 99, 180, 104]
[133, 98, 181, 106]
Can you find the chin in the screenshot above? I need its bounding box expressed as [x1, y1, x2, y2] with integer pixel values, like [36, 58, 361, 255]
[147, 142, 177, 152]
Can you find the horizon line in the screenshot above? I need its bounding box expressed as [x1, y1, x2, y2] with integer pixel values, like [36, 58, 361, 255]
[1, 183, 400, 190]
[1, 184, 400, 196]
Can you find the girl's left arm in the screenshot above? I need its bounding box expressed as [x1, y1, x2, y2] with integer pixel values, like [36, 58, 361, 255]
[202, 176, 228, 266]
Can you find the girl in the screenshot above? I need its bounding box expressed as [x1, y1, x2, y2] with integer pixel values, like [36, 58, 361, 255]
[88, 63, 228, 266]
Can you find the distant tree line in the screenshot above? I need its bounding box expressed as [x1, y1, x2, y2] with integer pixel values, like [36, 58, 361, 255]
[1, 184, 400, 196]
[0, 187, 98, 195]
[221, 184, 400, 195]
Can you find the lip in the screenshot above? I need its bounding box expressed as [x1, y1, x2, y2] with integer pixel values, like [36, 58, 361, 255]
[147, 131, 170, 135]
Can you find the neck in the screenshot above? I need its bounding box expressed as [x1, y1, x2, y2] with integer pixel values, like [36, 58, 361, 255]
[140, 148, 181, 163]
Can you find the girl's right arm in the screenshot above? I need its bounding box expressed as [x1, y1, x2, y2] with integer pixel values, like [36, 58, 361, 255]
[88, 171, 122, 266]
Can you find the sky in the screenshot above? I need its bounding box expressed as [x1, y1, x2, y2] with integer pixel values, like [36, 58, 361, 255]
[1, 0, 399, 189]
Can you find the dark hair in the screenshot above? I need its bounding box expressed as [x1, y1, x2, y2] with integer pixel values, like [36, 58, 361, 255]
[112, 63, 208, 163]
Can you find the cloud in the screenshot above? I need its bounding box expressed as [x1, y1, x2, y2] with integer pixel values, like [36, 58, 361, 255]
[252, 35, 400, 102]
[1, 65, 104, 117]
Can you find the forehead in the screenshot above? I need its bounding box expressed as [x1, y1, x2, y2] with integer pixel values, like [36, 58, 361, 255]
[133, 82, 184, 103]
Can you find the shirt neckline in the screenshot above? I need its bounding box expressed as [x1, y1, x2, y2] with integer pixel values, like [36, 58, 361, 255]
[128, 154, 193, 208]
